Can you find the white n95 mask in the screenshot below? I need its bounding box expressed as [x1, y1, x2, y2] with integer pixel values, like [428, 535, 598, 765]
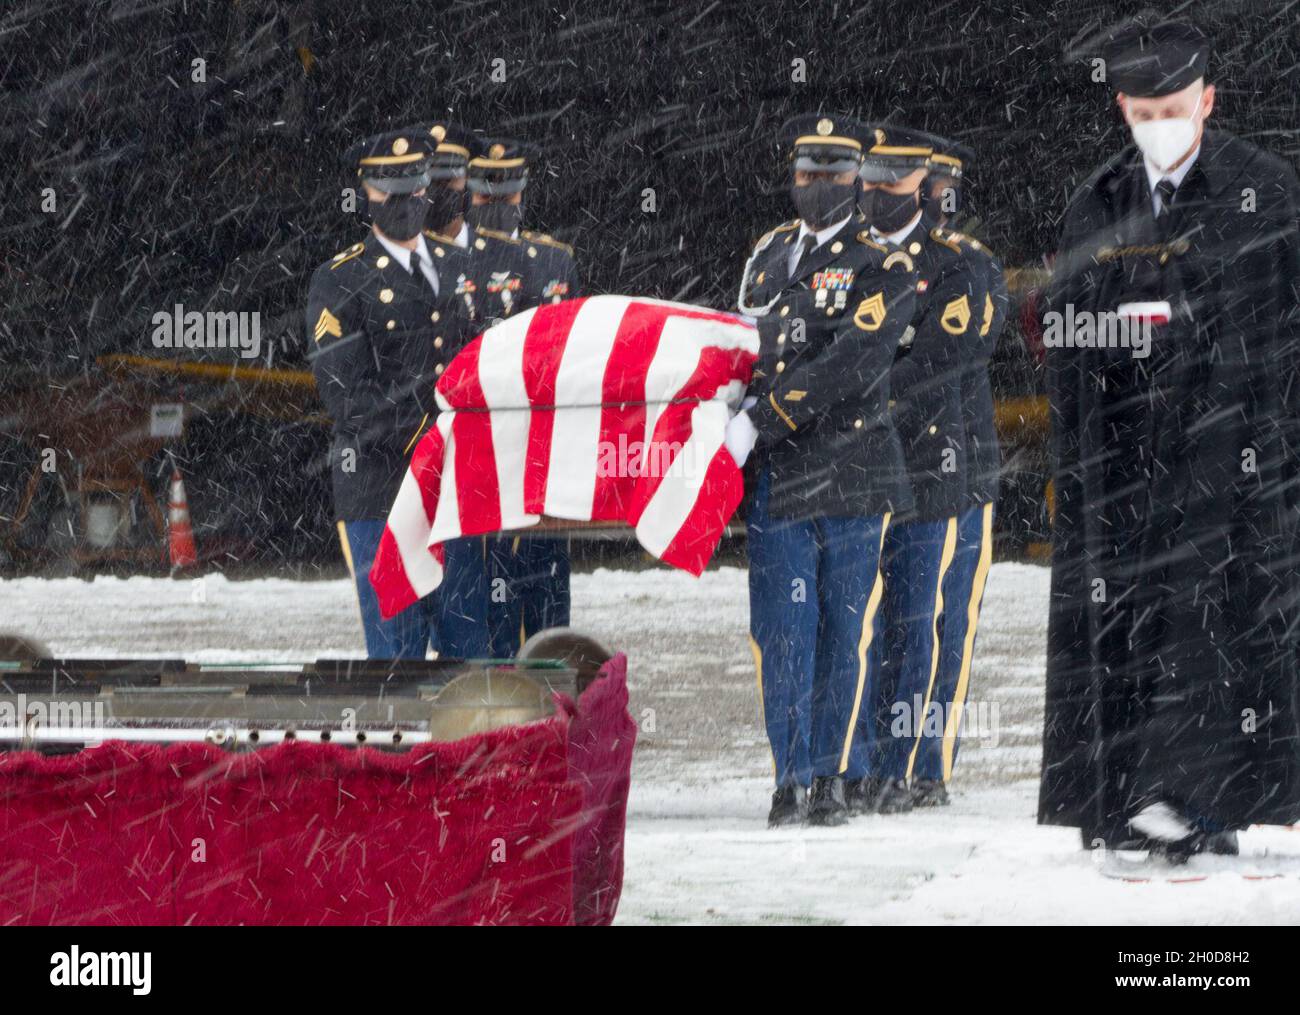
[1129, 93, 1202, 171]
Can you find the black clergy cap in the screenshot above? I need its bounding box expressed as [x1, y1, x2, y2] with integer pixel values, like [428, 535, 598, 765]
[468, 138, 532, 196]
[1102, 20, 1211, 97]
[343, 130, 436, 194]
[779, 114, 868, 174]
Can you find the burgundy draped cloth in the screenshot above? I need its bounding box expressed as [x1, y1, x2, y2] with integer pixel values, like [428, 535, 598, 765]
[0, 655, 634, 926]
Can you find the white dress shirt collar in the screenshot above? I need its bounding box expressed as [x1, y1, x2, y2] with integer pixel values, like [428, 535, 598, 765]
[795, 215, 851, 251]
[374, 230, 433, 271]
[1144, 143, 1201, 196]
[789, 215, 851, 275]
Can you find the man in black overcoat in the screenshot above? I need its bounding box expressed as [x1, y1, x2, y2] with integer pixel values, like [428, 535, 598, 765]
[1039, 19, 1300, 859]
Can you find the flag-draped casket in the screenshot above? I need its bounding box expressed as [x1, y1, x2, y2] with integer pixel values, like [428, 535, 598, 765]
[371, 296, 759, 618]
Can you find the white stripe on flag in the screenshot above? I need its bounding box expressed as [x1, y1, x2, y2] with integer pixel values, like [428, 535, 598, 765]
[479, 314, 539, 530]
[642, 313, 759, 463]
[642, 314, 700, 464]
[428, 412, 462, 544]
[636, 398, 730, 558]
[543, 296, 630, 519]
[388, 469, 444, 599]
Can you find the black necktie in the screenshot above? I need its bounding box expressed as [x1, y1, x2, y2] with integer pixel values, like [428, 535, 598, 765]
[1154, 178, 1176, 221]
[410, 249, 436, 295]
[790, 234, 818, 280]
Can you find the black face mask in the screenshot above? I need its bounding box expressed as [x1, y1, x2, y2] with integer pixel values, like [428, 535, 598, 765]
[465, 200, 524, 236]
[860, 186, 920, 234]
[425, 185, 467, 235]
[922, 179, 961, 223]
[790, 179, 858, 230]
[371, 192, 427, 242]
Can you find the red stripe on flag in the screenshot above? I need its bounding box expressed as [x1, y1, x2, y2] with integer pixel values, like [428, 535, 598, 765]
[436, 327, 489, 408]
[522, 299, 586, 512]
[591, 301, 665, 519]
[625, 345, 750, 525]
[370, 526, 418, 619]
[448, 343, 502, 534]
[369, 425, 448, 619]
[658, 445, 743, 576]
[411, 427, 445, 526]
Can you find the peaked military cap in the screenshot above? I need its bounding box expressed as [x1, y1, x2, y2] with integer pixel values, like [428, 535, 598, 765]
[779, 114, 868, 174]
[468, 138, 532, 196]
[927, 136, 975, 180]
[403, 120, 475, 180]
[344, 129, 436, 194]
[1102, 19, 1211, 97]
[860, 124, 938, 182]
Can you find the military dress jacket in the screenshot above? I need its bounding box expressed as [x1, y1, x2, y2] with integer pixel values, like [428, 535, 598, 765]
[454, 226, 582, 330]
[740, 212, 918, 519]
[961, 238, 1007, 510]
[306, 232, 472, 520]
[885, 216, 1000, 522]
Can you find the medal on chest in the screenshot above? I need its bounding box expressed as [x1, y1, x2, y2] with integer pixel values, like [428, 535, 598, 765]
[455, 274, 478, 321]
[811, 267, 854, 310]
[487, 271, 522, 315]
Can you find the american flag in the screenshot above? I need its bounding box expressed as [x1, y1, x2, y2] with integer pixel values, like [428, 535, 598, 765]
[370, 296, 760, 619]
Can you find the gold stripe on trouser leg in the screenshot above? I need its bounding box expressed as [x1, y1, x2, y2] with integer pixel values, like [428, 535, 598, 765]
[838, 512, 892, 774]
[337, 520, 357, 579]
[337, 520, 367, 637]
[904, 516, 959, 781]
[750, 636, 776, 778]
[941, 503, 994, 781]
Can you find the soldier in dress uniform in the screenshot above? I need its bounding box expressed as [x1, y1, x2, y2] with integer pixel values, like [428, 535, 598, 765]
[461, 138, 582, 657]
[305, 129, 472, 658]
[839, 125, 998, 814]
[911, 136, 1008, 804]
[357, 119, 511, 660]
[419, 120, 475, 247]
[730, 114, 917, 827]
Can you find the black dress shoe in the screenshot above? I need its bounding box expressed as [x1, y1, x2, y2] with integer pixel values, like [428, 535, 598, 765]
[767, 783, 807, 828]
[807, 776, 849, 827]
[1129, 802, 1241, 864]
[875, 778, 914, 814]
[844, 776, 883, 815]
[911, 778, 950, 808]
[1158, 829, 1241, 864]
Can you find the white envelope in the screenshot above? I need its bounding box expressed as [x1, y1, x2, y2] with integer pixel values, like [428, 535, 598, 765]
[1116, 300, 1172, 324]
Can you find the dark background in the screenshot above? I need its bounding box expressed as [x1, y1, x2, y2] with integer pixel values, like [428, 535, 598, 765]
[1, 0, 1297, 569]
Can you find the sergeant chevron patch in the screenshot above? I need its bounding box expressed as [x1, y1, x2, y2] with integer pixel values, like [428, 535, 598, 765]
[853, 292, 886, 331]
[941, 294, 971, 335]
[314, 308, 342, 342]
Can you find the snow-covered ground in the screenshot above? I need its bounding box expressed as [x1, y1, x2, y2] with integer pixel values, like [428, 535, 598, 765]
[3, 562, 1298, 925]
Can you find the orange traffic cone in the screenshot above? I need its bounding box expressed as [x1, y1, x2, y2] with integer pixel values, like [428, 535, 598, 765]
[167, 467, 198, 570]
